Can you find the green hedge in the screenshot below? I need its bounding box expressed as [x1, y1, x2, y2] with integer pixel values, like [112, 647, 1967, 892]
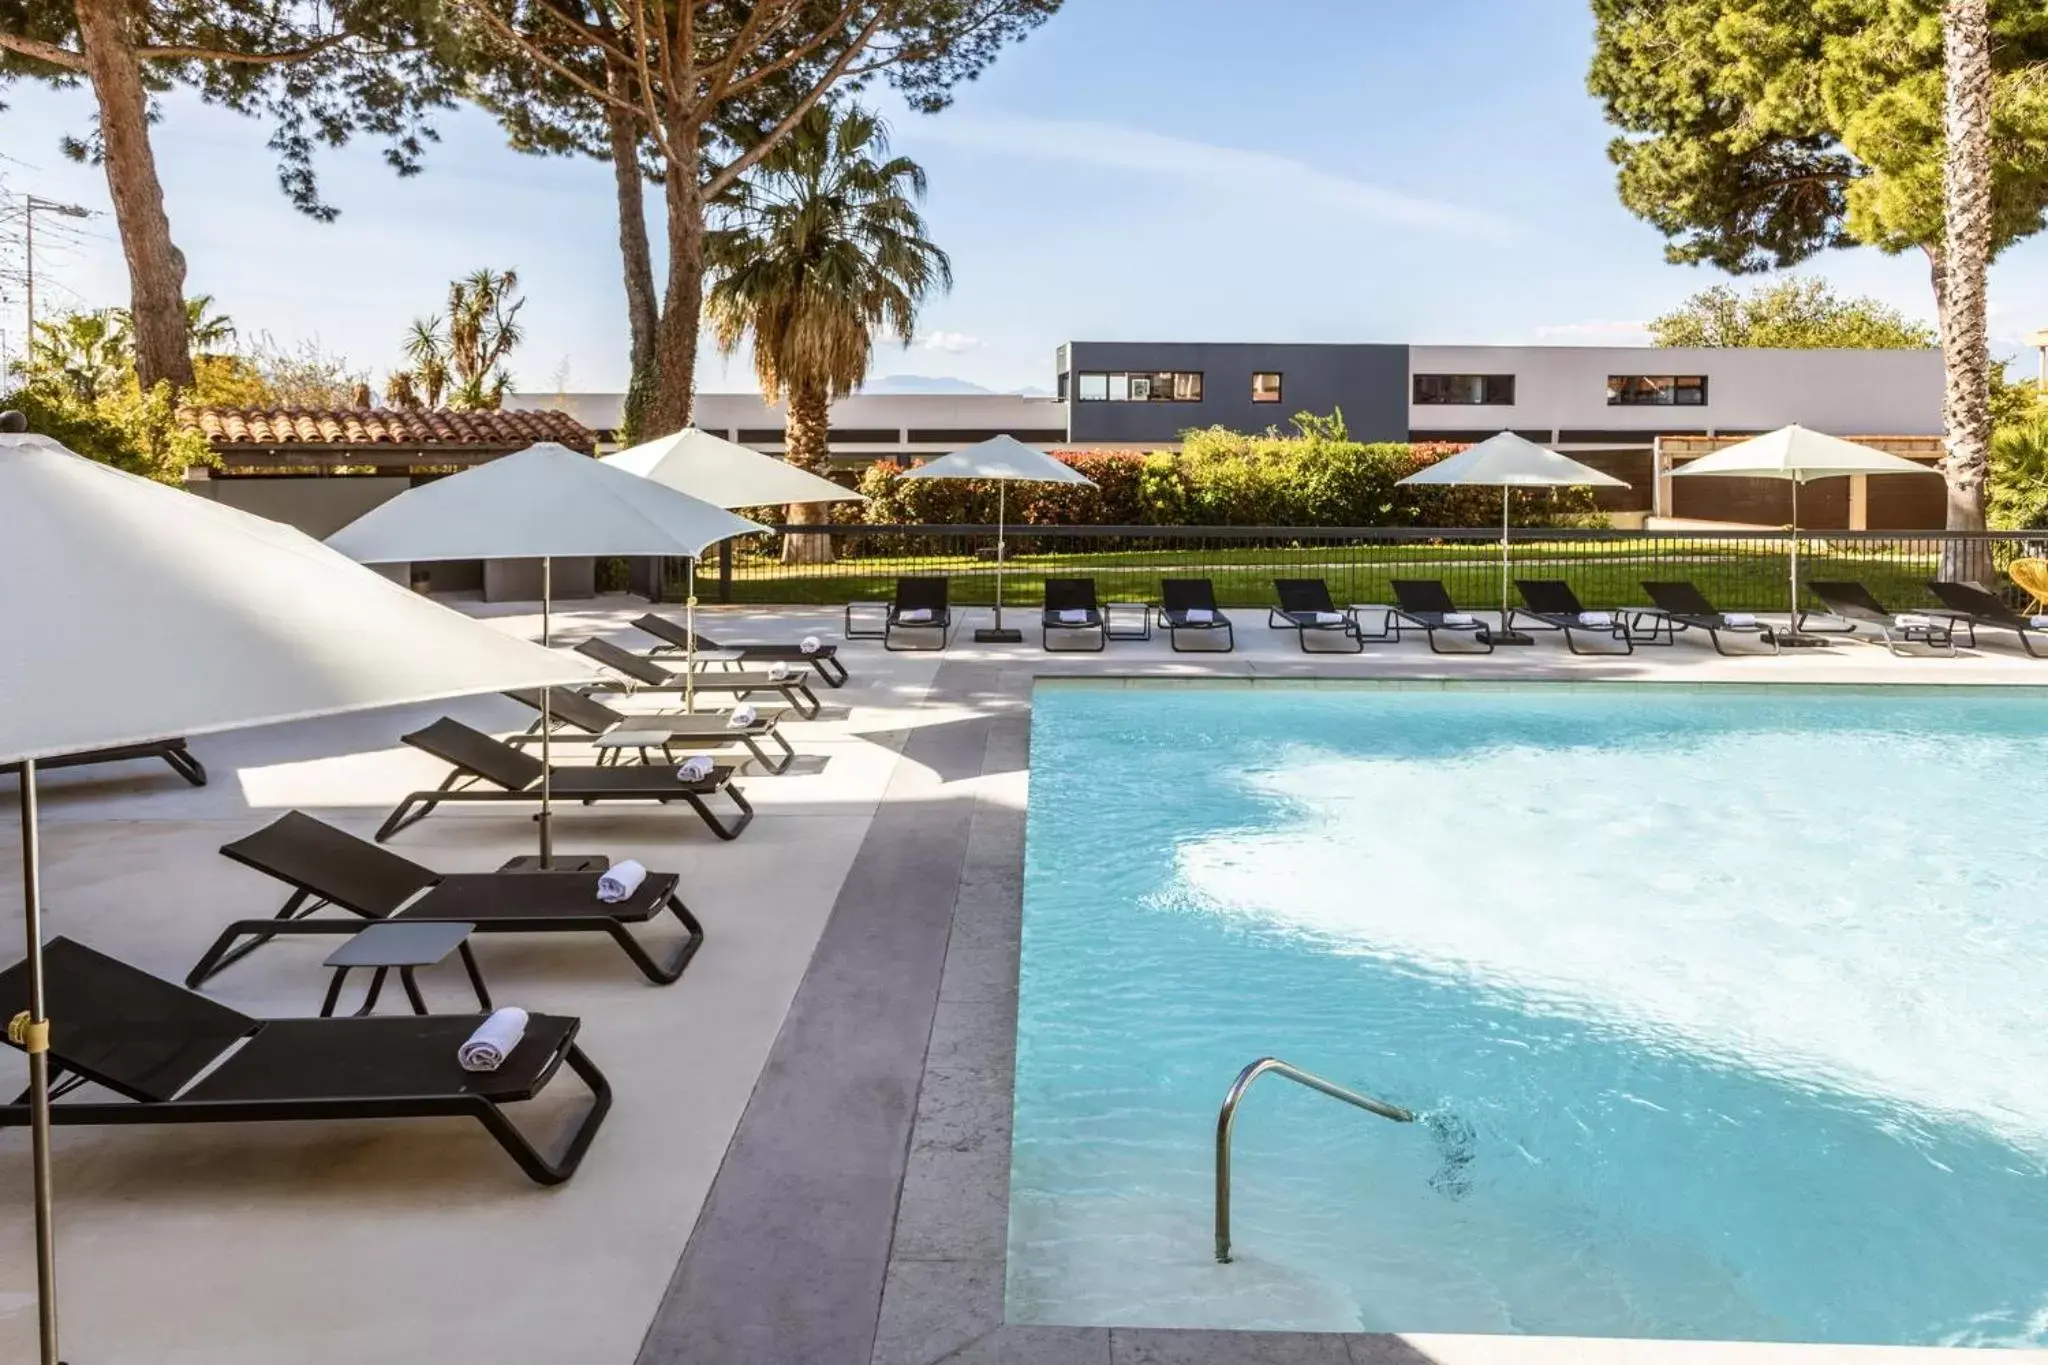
[851, 423, 1601, 530]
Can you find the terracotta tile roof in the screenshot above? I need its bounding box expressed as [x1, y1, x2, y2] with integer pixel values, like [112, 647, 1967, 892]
[181, 407, 595, 453]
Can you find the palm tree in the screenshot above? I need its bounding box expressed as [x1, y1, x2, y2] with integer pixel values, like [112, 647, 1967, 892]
[402, 318, 452, 408]
[1940, 0, 1993, 577]
[24, 310, 132, 403]
[705, 104, 952, 562]
[184, 296, 236, 356]
[398, 270, 524, 410]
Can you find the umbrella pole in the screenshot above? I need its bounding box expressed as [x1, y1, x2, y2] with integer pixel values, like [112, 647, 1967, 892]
[994, 481, 1006, 633]
[539, 555, 553, 869]
[16, 758, 60, 1365]
[1788, 483, 1801, 638]
[1500, 485, 1511, 630]
[686, 556, 697, 714]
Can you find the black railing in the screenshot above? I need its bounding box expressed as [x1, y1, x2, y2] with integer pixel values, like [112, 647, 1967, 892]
[656, 525, 2048, 614]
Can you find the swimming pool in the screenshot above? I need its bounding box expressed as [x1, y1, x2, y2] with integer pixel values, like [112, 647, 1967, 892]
[1009, 682, 2048, 1345]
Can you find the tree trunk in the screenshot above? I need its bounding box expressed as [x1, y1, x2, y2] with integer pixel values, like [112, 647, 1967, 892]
[645, 158, 704, 438]
[781, 378, 836, 564]
[605, 60, 659, 444]
[73, 0, 192, 392]
[1940, 0, 1993, 581]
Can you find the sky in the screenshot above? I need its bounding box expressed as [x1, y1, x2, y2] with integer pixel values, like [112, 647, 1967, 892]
[4, 0, 2048, 397]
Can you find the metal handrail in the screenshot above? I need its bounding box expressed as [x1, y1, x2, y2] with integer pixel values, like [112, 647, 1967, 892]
[1214, 1057, 1414, 1264]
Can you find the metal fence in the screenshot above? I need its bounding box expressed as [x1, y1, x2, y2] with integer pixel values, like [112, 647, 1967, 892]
[658, 525, 2048, 614]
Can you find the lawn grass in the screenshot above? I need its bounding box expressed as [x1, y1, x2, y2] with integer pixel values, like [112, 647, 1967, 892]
[706, 539, 1947, 613]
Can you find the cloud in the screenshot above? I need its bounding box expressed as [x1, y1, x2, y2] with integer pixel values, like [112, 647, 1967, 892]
[1533, 319, 1653, 345]
[919, 330, 982, 354]
[912, 116, 1514, 244]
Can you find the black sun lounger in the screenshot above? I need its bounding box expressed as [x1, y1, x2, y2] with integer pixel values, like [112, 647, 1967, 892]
[2, 739, 207, 788]
[1390, 580, 1494, 654]
[1925, 581, 2048, 657]
[504, 688, 796, 775]
[1041, 577, 1106, 652]
[630, 614, 848, 687]
[1801, 581, 1958, 657]
[189, 809, 705, 986]
[1159, 578, 1234, 652]
[378, 718, 754, 843]
[1510, 580, 1633, 656]
[1267, 579, 1364, 653]
[2, 937, 610, 1185]
[885, 576, 951, 651]
[573, 637, 821, 718]
[1635, 582, 1779, 655]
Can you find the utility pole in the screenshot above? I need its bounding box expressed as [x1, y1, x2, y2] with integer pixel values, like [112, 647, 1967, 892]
[22, 195, 90, 350]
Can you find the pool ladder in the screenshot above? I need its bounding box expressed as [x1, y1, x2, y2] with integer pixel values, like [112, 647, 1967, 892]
[1214, 1057, 1414, 1263]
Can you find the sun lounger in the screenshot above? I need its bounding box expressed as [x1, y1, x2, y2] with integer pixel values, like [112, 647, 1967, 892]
[1041, 577, 1106, 652]
[1801, 581, 1957, 656]
[1510, 579, 1633, 656]
[1389, 580, 1494, 654]
[1925, 581, 2048, 657]
[1, 936, 610, 1185]
[187, 809, 705, 986]
[630, 614, 848, 686]
[1159, 578, 1234, 652]
[572, 638, 821, 718]
[2, 739, 207, 788]
[1635, 581, 1779, 655]
[1267, 579, 1365, 653]
[885, 576, 951, 651]
[378, 717, 754, 843]
[504, 688, 796, 774]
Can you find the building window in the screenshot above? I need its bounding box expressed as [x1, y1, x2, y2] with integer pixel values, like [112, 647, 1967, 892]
[1252, 372, 1282, 404]
[1057, 371, 1068, 401]
[1073, 371, 1204, 402]
[1608, 374, 1707, 406]
[1413, 373, 1515, 406]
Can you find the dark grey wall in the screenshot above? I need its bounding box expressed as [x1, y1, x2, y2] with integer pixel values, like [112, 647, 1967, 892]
[1062, 342, 1409, 444]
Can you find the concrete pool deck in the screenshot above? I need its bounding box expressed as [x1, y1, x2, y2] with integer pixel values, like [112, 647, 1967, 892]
[3, 597, 2044, 1364]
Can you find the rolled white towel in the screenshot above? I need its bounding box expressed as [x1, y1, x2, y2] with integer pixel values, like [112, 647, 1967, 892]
[727, 702, 758, 730]
[597, 859, 646, 903]
[1182, 607, 1214, 624]
[766, 662, 797, 681]
[1312, 610, 1345, 625]
[1576, 611, 1614, 628]
[1056, 608, 1088, 624]
[459, 1007, 529, 1073]
[800, 635, 823, 655]
[1722, 612, 1759, 628]
[1894, 613, 1937, 630]
[1443, 612, 1476, 626]
[2031, 615, 2048, 630]
[676, 754, 715, 784]
[898, 607, 933, 624]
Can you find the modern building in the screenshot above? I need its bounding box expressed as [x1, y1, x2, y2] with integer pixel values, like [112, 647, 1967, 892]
[507, 341, 1948, 530]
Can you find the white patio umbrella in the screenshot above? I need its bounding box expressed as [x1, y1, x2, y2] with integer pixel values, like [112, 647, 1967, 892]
[601, 427, 868, 511]
[1399, 432, 1629, 644]
[328, 442, 764, 862]
[1669, 425, 1940, 645]
[897, 435, 1094, 642]
[0, 425, 603, 1365]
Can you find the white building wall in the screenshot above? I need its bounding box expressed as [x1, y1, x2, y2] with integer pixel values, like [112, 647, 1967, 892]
[1406, 346, 1943, 442]
[507, 391, 1070, 456]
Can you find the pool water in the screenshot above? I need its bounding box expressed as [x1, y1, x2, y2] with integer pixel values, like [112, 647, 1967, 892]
[1008, 683, 2048, 1345]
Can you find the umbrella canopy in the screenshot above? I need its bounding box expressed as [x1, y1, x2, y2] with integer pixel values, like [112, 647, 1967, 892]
[1668, 424, 1936, 482]
[1399, 431, 1630, 489]
[329, 441, 764, 562]
[0, 433, 601, 764]
[896, 433, 1095, 485]
[0, 429, 605, 1365]
[601, 427, 866, 511]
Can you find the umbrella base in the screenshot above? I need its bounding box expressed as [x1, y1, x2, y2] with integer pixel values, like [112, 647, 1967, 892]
[1492, 631, 1538, 646]
[1775, 634, 1832, 650]
[973, 627, 1025, 644]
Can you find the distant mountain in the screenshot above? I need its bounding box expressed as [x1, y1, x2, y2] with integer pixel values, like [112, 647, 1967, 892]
[860, 374, 994, 395]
